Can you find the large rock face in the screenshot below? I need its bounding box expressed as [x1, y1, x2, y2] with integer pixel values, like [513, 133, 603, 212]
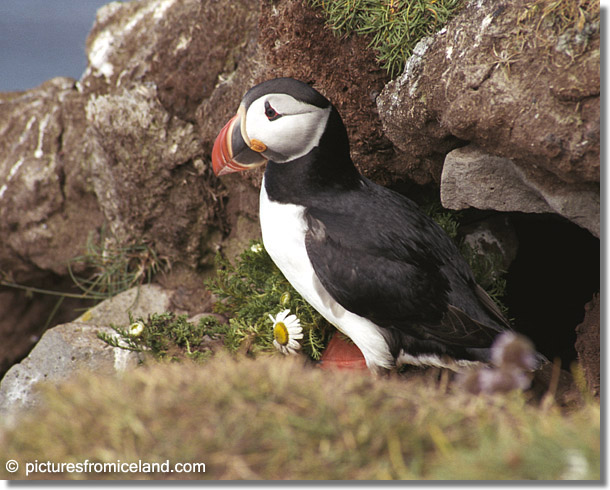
[0, 78, 104, 281]
[80, 0, 262, 266]
[0, 0, 266, 374]
[377, 0, 599, 234]
[0, 79, 105, 376]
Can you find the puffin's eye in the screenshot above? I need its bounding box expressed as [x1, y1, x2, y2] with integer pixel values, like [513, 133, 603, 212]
[264, 101, 281, 121]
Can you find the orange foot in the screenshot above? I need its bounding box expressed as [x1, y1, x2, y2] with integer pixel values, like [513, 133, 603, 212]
[319, 332, 368, 370]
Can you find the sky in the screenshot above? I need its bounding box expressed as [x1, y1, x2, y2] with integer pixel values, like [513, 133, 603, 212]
[0, 0, 116, 92]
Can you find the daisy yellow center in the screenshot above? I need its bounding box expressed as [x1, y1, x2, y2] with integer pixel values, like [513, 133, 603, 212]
[274, 322, 289, 346]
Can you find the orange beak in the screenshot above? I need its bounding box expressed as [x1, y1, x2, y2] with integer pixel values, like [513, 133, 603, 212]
[212, 108, 267, 176]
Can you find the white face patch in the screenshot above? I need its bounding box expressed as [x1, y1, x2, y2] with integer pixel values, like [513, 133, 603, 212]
[245, 93, 331, 163]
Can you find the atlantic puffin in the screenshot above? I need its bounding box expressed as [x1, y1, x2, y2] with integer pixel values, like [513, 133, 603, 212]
[211, 77, 526, 373]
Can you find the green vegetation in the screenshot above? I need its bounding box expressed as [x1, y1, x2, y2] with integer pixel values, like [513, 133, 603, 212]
[206, 242, 333, 359]
[99, 241, 334, 364]
[0, 355, 599, 480]
[98, 312, 224, 363]
[308, 0, 464, 76]
[68, 228, 170, 301]
[307, 0, 599, 77]
[461, 242, 507, 312]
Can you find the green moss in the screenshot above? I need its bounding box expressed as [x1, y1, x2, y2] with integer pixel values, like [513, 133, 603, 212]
[0, 356, 600, 480]
[460, 242, 508, 313]
[308, 0, 464, 77]
[422, 201, 461, 240]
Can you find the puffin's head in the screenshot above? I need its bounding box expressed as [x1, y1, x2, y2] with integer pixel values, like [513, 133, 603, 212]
[212, 78, 333, 176]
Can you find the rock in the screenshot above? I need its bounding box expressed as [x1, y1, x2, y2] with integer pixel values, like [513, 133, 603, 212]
[0, 323, 140, 420]
[377, 0, 599, 216]
[0, 0, 266, 280]
[0, 278, 96, 379]
[0, 77, 104, 280]
[81, 0, 262, 267]
[460, 214, 518, 273]
[441, 145, 600, 237]
[77, 283, 175, 325]
[84, 84, 211, 256]
[0, 284, 173, 418]
[575, 294, 600, 397]
[0, 78, 105, 378]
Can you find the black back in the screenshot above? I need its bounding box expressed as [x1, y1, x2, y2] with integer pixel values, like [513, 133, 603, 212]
[261, 78, 511, 364]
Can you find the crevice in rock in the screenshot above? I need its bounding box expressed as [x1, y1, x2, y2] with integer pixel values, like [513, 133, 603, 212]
[0, 274, 96, 378]
[504, 213, 599, 368]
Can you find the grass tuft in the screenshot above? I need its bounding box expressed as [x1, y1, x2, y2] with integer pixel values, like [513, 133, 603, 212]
[0, 355, 600, 480]
[496, 0, 599, 73]
[68, 228, 170, 301]
[308, 0, 464, 77]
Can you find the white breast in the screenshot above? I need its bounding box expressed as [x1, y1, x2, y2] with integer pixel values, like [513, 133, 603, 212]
[259, 177, 394, 371]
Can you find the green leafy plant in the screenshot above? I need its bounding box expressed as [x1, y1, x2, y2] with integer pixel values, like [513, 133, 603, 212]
[98, 312, 225, 362]
[206, 242, 333, 360]
[99, 242, 334, 363]
[308, 0, 464, 77]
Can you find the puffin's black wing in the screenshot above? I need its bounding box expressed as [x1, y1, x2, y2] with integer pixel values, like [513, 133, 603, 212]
[304, 179, 509, 356]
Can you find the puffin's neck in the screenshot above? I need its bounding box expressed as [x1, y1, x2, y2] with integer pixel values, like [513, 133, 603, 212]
[263, 108, 361, 206]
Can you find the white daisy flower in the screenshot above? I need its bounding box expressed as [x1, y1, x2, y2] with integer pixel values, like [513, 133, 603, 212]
[250, 243, 263, 253]
[269, 309, 303, 355]
[128, 321, 145, 337]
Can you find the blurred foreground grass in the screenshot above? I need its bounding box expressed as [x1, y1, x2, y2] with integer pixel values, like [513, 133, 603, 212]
[0, 354, 599, 480]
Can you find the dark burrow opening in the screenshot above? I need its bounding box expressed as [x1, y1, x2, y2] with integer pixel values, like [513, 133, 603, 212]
[504, 214, 600, 368]
[392, 182, 600, 371]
